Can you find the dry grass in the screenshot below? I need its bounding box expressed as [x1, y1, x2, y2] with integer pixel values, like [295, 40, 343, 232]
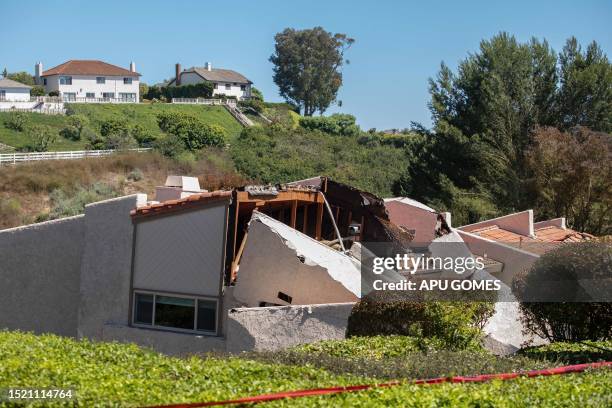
[0, 150, 248, 229]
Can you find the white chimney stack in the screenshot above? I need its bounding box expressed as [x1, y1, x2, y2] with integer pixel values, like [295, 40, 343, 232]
[129, 61, 136, 72]
[34, 62, 43, 85]
[205, 62, 212, 71]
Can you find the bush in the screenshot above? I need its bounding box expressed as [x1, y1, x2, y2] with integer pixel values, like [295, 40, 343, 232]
[4, 111, 28, 131]
[519, 341, 612, 364]
[346, 291, 493, 350]
[154, 134, 185, 158]
[156, 112, 226, 150]
[95, 119, 136, 150]
[146, 82, 214, 100]
[48, 90, 59, 97]
[0, 198, 22, 228]
[22, 125, 57, 152]
[513, 242, 612, 342]
[131, 124, 156, 146]
[299, 113, 360, 136]
[127, 168, 144, 181]
[59, 126, 80, 141]
[30, 85, 45, 96]
[46, 182, 122, 220]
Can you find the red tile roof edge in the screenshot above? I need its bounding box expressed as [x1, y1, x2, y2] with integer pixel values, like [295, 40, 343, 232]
[41, 60, 141, 77]
[130, 191, 232, 218]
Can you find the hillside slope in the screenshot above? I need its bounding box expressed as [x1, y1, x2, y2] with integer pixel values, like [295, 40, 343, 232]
[0, 103, 243, 151]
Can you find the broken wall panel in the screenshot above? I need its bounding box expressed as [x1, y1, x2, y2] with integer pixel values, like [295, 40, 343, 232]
[232, 212, 360, 307]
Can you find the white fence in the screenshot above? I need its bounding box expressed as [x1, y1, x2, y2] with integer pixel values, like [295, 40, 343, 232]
[0, 148, 152, 165]
[0, 107, 66, 115]
[172, 98, 237, 107]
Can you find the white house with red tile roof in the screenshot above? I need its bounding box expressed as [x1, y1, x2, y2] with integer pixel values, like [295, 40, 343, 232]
[35, 60, 141, 103]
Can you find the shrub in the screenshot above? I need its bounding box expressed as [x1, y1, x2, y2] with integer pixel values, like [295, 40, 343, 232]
[299, 113, 360, 136]
[48, 90, 59, 97]
[127, 168, 143, 181]
[145, 82, 214, 100]
[96, 119, 136, 150]
[59, 126, 80, 141]
[519, 341, 612, 364]
[131, 124, 156, 146]
[346, 291, 494, 350]
[4, 111, 28, 131]
[154, 134, 185, 158]
[22, 125, 57, 152]
[46, 182, 121, 219]
[30, 85, 45, 96]
[156, 112, 226, 150]
[0, 197, 22, 228]
[512, 242, 612, 342]
[239, 99, 265, 113]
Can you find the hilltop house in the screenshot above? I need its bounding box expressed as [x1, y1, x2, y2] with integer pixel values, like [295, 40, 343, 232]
[168, 62, 252, 100]
[0, 77, 31, 102]
[35, 60, 141, 103]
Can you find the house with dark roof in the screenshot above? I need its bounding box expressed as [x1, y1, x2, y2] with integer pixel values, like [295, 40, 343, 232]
[168, 62, 252, 100]
[34, 60, 141, 103]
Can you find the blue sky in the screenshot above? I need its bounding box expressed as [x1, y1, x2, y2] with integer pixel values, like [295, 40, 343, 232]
[1, 0, 610, 129]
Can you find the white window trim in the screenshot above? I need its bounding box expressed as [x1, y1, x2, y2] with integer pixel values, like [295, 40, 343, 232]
[131, 290, 219, 336]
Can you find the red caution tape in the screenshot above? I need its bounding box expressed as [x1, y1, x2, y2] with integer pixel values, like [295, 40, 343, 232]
[147, 361, 612, 407]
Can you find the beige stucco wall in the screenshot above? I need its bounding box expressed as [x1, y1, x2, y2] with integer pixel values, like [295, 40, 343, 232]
[232, 219, 359, 307]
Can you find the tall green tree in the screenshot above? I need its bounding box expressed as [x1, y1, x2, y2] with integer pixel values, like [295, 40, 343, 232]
[555, 37, 612, 132]
[397, 33, 610, 228]
[6, 71, 35, 86]
[270, 27, 354, 116]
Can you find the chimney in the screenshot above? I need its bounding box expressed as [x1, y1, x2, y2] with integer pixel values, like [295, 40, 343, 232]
[205, 61, 212, 71]
[34, 62, 43, 85]
[175, 63, 181, 86]
[129, 61, 136, 72]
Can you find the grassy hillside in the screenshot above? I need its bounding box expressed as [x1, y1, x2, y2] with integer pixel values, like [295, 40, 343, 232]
[0, 103, 243, 151]
[0, 331, 610, 407]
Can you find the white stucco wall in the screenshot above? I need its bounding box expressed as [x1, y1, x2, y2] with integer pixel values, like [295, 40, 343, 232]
[43, 75, 139, 101]
[0, 87, 30, 101]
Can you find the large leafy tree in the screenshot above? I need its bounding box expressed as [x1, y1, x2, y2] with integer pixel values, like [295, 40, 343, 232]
[396, 33, 610, 229]
[555, 38, 612, 132]
[270, 27, 354, 116]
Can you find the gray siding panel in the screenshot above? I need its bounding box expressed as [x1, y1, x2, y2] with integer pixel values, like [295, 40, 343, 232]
[133, 204, 227, 297]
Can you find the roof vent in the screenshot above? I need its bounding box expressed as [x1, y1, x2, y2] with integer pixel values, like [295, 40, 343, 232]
[205, 62, 212, 71]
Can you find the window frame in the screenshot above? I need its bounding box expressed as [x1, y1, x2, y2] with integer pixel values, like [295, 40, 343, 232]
[96, 76, 105, 84]
[102, 92, 115, 99]
[224, 83, 231, 90]
[131, 290, 219, 335]
[123, 77, 133, 85]
[85, 92, 95, 99]
[59, 76, 72, 85]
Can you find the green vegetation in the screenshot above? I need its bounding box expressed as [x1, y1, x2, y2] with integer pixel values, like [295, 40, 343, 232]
[145, 82, 214, 101]
[0, 104, 243, 152]
[346, 292, 494, 350]
[513, 242, 612, 342]
[230, 124, 406, 197]
[520, 341, 612, 365]
[1, 331, 610, 407]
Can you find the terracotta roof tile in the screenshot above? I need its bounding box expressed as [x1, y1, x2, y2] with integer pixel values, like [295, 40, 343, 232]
[535, 226, 594, 242]
[42, 60, 140, 77]
[131, 191, 231, 218]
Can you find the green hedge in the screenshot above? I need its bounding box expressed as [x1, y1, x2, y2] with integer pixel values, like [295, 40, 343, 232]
[519, 341, 612, 364]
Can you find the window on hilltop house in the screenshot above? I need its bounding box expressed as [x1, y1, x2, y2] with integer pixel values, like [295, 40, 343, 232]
[240, 85, 246, 91]
[213, 83, 218, 89]
[225, 83, 231, 90]
[59, 76, 72, 85]
[119, 93, 136, 101]
[0, 91, 5, 101]
[96, 77, 105, 84]
[102, 92, 115, 99]
[86, 92, 95, 99]
[124, 77, 133, 85]
[43, 78, 47, 85]
[133, 292, 217, 334]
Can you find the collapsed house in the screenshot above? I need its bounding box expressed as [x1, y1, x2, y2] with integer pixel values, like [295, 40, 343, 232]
[0, 175, 573, 354]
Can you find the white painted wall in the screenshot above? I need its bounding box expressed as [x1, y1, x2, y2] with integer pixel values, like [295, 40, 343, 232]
[43, 75, 139, 101]
[0, 88, 30, 102]
[178, 72, 251, 100]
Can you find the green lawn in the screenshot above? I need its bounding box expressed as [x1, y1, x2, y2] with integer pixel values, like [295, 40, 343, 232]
[0, 103, 243, 152]
[1, 331, 610, 407]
